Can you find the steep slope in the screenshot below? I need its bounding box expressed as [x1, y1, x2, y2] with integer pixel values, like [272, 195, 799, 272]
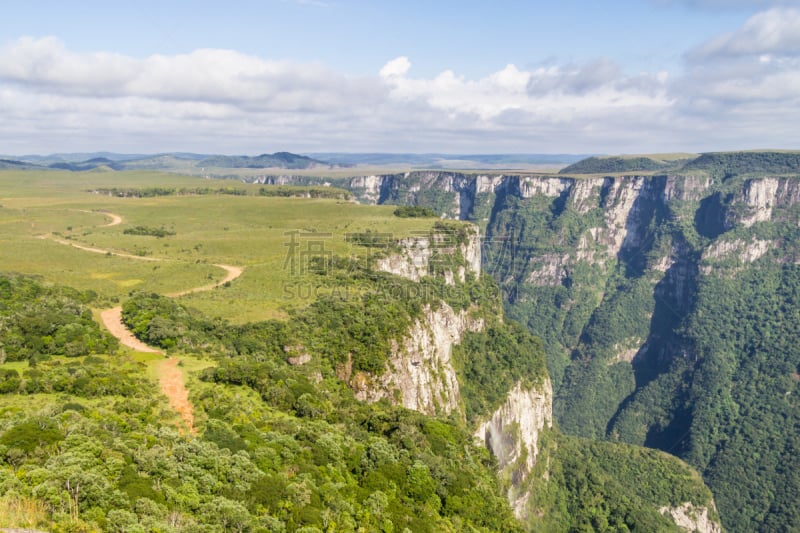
[0, 175, 723, 531]
[342, 222, 718, 530]
[321, 154, 798, 532]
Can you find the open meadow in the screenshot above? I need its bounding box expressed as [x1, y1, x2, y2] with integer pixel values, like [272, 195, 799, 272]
[0, 169, 437, 322]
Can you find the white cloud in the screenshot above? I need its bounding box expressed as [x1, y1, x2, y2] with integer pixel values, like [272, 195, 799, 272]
[679, 7, 800, 107]
[381, 57, 670, 122]
[379, 56, 411, 78]
[0, 28, 798, 155]
[0, 37, 383, 112]
[689, 7, 800, 58]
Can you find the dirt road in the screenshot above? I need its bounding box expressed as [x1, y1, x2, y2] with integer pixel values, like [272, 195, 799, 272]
[167, 264, 244, 296]
[159, 357, 196, 434]
[44, 213, 246, 435]
[76, 209, 123, 227]
[100, 307, 162, 353]
[46, 235, 163, 262]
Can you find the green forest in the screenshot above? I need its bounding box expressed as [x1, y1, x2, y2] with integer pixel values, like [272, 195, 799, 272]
[471, 157, 800, 532]
[0, 250, 711, 532]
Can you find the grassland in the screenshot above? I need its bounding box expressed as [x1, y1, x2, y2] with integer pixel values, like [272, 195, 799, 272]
[0, 169, 438, 322]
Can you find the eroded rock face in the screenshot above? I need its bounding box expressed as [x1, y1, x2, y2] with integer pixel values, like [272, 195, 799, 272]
[348, 175, 386, 204]
[700, 238, 773, 275]
[663, 174, 713, 202]
[730, 177, 800, 227]
[474, 380, 553, 520]
[659, 503, 722, 533]
[527, 253, 570, 286]
[516, 177, 572, 198]
[739, 178, 780, 227]
[375, 237, 432, 282]
[703, 238, 772, 263]
[354, 302, 483, 416]
[376, 226, 481, 283]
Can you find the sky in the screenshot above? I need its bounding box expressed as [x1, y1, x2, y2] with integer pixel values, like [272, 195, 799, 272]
[1, 0, 799, 155]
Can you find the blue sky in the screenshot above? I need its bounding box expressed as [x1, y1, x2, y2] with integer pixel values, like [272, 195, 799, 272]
[1, 0, 799, 154]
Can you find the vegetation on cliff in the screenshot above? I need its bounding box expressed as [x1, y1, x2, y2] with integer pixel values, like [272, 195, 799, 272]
[474, 164, 800, 532]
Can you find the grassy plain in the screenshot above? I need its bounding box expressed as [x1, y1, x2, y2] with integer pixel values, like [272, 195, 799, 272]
[0, 169, 437, 322]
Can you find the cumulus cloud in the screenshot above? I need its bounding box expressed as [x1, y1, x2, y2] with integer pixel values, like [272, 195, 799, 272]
[0, 37, 382, 111]
[678, 7, 800, 107]
[380, 57, 670, 122]
[665, 6, 800, 150]
[379, 56, 411, 78]
[1, 23, 799, 155]
[527, 59, 622, 96]
[689, 7, 800, 58]
[0, 37, 680, 153]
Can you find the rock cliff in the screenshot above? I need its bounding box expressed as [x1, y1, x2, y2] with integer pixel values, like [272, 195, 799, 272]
[357, 223, 484, 415]
[375, 225, 481, 283]
[474, 380, 553, 519]
[353, 301, 483, 416]
[312, 166, 794, 531]
[659, 503, 723, 533]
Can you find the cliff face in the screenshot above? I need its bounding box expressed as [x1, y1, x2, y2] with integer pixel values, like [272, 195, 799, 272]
[352, 301, 483, 415]
[375, 225, 481, 283]
[355, 224, 485, 416]
[362, 221, 561, 522]
[660, 503, 723, 533]
[474, 380, 553, 519]
[337, 168, 795, 531]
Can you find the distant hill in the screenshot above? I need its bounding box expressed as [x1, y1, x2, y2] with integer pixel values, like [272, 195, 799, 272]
[3, 151, 330, 173]
[197, 152, 328, 169]
[49, 158, 116, 171]
[309, 153, 588, 168]
[681, 151, 800, 176]
[3, 151, 593, 173]
[559, 154, 697, 174]
[560, 151, 800, 176]
[20, 152, 154, 165]
[0, 158, 44, 170]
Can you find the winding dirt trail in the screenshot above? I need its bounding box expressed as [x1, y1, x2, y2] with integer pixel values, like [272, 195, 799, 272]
[102, 212, 123, 226]
[75, 209, 123, 227]
[42, 211, 244, 434]
[44, 235, 163, 262]
[100, 307, 162, 353]
[160, 358, 196, 434]
[167, 264, 244, 297]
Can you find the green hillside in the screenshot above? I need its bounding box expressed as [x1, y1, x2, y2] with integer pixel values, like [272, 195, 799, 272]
[0, 169, 714, 532]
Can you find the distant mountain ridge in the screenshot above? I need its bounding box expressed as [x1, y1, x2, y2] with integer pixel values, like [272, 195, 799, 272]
[0, 151, 333, 172]
[560, 151, 800, 175]
[6, 150, 799, 176]
[197, 151, 327, 169]
[1, 151, 593, 172]
[306, 153, 589, 168]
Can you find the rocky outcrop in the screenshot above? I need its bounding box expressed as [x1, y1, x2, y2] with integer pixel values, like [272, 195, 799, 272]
[527, 253, 570, 286]
[729, 177, 800, 227]
[659, 503, 722, 533]
[375, 237, 432, 281]
[737, 178, 780, 227]
[570, 178, 606, 214]
[703, 238, 772, 263]
[348, 175, 386, 204]
[516, 177, 571, 198]
[612, 338, 645, 364]
[474, 380, 553, 520]
[353, 302, 483, 416]
[376, 225, 481, 283]
[663, 174, 713, 202]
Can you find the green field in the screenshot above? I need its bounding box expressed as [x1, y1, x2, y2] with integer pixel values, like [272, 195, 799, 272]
[0, 169, 437, 322]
